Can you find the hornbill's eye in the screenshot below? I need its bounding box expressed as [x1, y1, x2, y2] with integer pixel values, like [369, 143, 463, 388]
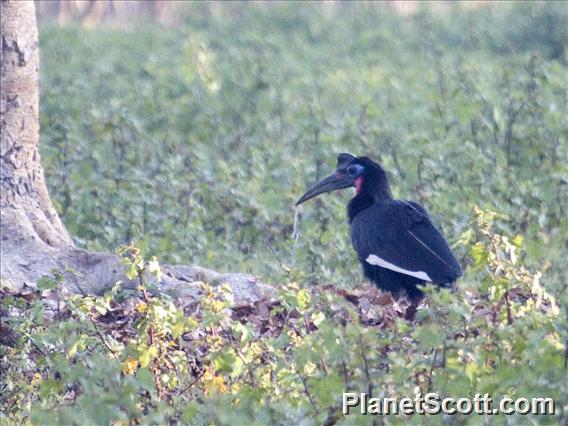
[347, 164, 364, 178]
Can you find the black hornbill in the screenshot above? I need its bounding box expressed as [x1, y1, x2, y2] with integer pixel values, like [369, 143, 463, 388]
[296, 153, 462, 301]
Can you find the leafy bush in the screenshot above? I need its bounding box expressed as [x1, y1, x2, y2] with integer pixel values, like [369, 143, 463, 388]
[1, 210, 565, 424]
[38, 2, 566, 294]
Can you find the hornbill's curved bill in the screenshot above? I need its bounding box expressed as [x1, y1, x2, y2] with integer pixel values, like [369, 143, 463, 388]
[296, 153, 357, 205]
[296, 153, 462, 301]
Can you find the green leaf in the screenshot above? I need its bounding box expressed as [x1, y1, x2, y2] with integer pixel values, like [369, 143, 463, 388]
[125, 265, 138, 281]
[311, 311, 326, 328]
[296, 289, 310, 310]
[181, 402, 199, 422]
[512, 235, 524, 248]
[465, 360, 479, 383]
[136, 368, 155, 392]
[37, 277, 58, 291]
[172, 319, 185, 339]
[139, 345, 158, 368]
[67, 340, 80, 358]
[147, 257, 162, 281]
[311, 374, 342, 406]
[415, 324, 444, 350]
[470, 243, 488, 267]
[212, 348, 240, 375]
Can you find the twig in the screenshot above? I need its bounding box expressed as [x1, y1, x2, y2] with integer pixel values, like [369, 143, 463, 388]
[341, 361, 349, 390]
[504, 290, 513, 325]
[382, 135, 406, 181]
[319, 356, 328, 375]
[300, 373, 319, 416]
[179, 369, 206, 395]
[138, 269, 165, 400]
[504, 100, 526, 176]
[426, 347, 438, 393]
[24, 334, 47, 357]
[220, 324, 257, 387]
[87, 313, 118, 359]
[414, 371, 421, 389]
[360, 338, 373, 398]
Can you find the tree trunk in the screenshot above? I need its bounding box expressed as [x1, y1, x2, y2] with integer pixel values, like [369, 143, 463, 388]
[0, 1, 272, 305]
[1, 0, 71, 246]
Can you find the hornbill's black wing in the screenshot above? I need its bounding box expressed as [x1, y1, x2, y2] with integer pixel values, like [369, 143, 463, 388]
[350, 200, 462, 285]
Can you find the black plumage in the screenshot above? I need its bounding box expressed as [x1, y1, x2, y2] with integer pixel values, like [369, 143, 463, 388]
[296, 153, 462, 301]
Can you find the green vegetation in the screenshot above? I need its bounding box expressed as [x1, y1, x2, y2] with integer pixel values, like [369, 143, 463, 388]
[2, 211, 565, 424]
[2, 2, 566, 425]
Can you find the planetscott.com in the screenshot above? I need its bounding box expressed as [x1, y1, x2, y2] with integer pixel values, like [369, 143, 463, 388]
[342, 393, 556, 416]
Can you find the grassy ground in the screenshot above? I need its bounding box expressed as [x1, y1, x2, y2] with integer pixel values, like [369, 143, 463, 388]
[39, 2, 566, 292]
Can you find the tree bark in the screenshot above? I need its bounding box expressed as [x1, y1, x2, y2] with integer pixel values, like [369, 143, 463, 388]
[1, 0, 71, 247]
[0, 1, 273, 305]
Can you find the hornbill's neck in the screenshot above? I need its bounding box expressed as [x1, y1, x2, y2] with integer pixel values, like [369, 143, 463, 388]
[347, 166, 392, 223]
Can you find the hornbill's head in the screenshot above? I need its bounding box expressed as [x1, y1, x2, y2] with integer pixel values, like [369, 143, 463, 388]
[296, 153, 391, 206]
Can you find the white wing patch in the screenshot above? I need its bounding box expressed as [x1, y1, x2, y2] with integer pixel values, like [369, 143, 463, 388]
[365, 254, 432, 282]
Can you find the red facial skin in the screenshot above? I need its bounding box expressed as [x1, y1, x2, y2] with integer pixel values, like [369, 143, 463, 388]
[354, 177, 363, 194]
